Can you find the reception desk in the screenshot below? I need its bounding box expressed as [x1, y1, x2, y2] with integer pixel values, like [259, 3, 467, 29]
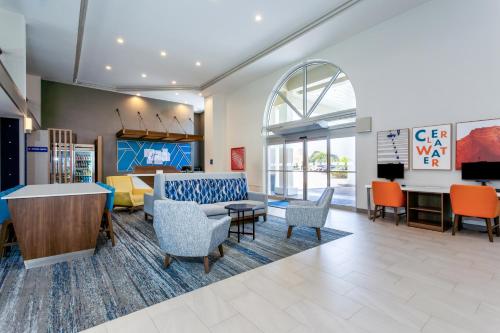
[2, 183, 109, 268]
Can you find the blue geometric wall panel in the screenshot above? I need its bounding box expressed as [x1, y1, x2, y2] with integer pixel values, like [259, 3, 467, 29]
[117, 140, 191, 172]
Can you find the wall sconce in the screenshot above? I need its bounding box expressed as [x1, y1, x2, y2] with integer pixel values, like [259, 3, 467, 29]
[24, 116, 33, 133]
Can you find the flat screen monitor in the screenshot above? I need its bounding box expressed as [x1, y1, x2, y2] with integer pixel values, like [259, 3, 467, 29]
[377, 163, 404, 180]
[461, 161, 500, 181]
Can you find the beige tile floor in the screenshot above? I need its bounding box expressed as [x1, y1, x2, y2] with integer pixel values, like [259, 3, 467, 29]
[81, 207, 500, 333]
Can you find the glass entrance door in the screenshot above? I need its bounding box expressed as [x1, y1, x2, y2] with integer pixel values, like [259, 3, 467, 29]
[267, 135, 356, 207]
[284, 141, 304, 200]
[306, 138, 328, 201]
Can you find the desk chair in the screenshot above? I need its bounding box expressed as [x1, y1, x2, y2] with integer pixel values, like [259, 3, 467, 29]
[450, 184, 500, 242]
[371, 181, 406, 225]
[0, 185, 24, 257]
[97, 182, 116, 246]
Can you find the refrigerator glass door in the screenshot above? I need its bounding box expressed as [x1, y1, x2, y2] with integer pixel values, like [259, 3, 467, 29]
[73, 145, 95, 183]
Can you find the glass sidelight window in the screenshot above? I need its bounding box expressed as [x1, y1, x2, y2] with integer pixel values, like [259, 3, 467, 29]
[330, 136, 356, 207]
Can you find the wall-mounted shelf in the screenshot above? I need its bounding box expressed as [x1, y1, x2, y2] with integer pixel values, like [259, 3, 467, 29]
[116, 129, 203, 142]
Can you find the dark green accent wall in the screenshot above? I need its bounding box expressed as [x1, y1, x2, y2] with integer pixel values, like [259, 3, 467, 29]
[41, 80, 201, 178]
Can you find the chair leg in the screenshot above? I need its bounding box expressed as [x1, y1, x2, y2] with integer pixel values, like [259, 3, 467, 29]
[372, 205, 378, 222]
[394, 207, 399, 226]
[106, 210, 116, 246]
[494, 217, 500, 237]
[163, 254, 171, 268]
[287, 226, 293, 239]
[485, 218, 494, 242]
[452, 214, 459, 236]
[263, 213, 267, 222]
[315, 228, 321, 241]
[218, 244, 224, 257]
[203, 256, 210, 273]
[0, 222, 8, 258]
[381, 207, 386, 218]
[144, 212, 148, 220]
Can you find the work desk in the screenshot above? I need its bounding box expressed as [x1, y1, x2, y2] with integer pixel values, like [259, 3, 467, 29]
[365, 184, 500, 232]
[2, 183, 109, 269]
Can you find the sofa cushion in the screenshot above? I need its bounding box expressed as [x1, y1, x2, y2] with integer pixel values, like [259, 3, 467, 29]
[164, 179, 211, 204]
[210, 178, 248, 202]
[164, 177, 248, 204]
[200, 203, 228, 217]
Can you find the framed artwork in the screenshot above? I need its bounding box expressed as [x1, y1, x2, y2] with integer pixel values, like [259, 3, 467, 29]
[231, 147, 245, 171]
[412, 124, 452, 170]
[456, 118, 500, 169]
[377, 129, 409, 169]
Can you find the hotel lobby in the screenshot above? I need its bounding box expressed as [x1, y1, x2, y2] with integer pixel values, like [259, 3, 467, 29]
[1, 0, 500, 332]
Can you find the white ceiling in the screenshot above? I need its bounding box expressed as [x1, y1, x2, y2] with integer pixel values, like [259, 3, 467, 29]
[0, 0, 430, 111]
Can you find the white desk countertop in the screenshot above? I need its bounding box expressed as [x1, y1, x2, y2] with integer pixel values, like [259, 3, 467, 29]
[2, 183, 110, 200]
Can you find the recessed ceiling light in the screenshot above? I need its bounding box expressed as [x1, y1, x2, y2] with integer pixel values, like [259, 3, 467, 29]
[116, 37, 124, 44]
[175, 92, 179, 96]
[136, 93, 141, 96]
[141, 73, 147, 78]
[105, 65, 112, 71]
[198, 93, 202, 96]
[171, 80, 177, 85]
[255, 14, 262, 22]
[195, 61, 201, 67]
[160, 50, 167, 57]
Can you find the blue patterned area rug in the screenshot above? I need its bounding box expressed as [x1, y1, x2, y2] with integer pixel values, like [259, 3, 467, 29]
[0, 212, 351, 333]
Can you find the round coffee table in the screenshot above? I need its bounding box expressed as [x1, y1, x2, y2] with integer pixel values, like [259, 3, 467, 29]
[224, 204, 257, 242]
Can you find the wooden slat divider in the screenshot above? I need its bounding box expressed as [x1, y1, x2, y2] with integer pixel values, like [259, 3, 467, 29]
[48, 128, 73, 183]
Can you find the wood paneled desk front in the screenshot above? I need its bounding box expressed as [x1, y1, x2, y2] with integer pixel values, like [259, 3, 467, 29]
[2, 183, 109, 268]
[365, 185, 500, 232]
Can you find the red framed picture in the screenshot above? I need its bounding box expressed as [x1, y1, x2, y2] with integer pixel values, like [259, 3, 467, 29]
[231, 147, 245, 171]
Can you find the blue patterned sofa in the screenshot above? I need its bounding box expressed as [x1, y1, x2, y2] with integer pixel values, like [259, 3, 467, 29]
[149, 172, 268, 220]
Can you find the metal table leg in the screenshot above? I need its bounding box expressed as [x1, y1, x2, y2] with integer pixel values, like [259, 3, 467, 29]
[252, 210, 255, 240]
[237, 211, 240, 243]
[227, 209, 231, 237]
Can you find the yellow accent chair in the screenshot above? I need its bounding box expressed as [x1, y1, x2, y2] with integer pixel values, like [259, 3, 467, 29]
[106, 176, 152, 212]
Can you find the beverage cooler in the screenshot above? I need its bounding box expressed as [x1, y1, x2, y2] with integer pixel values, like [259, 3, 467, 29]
[73, 144, 95, 183]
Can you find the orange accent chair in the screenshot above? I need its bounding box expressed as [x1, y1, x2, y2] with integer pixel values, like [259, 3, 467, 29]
[371, 181, 407, 225]
[450, 184, 500, 242]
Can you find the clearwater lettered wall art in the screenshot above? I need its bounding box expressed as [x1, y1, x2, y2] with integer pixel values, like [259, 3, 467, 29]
[412, 124, 452, 170]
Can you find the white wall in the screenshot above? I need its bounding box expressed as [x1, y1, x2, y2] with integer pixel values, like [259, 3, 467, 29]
[0, 8, 26, 185]
[204, 94, 228, 172]
[26, 74, 41, 125]
[209, 0, 500, 208]
[0, 7, 26, 97]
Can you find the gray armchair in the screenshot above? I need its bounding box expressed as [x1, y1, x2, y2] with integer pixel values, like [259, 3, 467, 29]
[285, 187, 334, 240]
[153, 200, 231, 273]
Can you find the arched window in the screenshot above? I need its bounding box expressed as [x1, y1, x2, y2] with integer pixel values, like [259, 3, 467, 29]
[265, 60, 356, 130]
[263, 60, 357, 207]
